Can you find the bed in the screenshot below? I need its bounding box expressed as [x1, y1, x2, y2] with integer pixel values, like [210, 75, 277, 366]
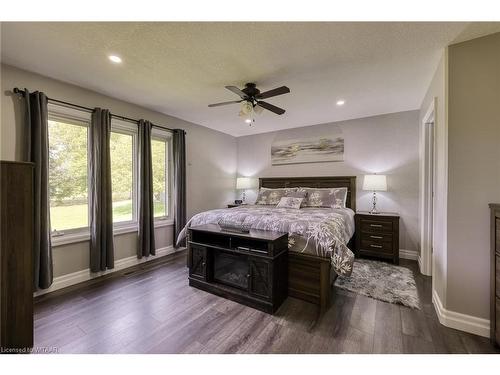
[178, 176, 357, 308]
[259, 176, 356, 308]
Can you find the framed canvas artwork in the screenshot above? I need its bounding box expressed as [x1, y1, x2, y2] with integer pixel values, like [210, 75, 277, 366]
[271, 135, 344, 165]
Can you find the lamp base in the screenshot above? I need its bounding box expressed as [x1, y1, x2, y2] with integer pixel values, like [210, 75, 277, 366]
[369, 192, 381, 214]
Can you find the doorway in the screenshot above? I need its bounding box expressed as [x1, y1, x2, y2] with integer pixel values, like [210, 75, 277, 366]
[419, 100, 435, 276]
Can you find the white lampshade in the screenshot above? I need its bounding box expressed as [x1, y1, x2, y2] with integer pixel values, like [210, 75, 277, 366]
[236, 177, 258, 190]
[363, 174, 387, 191]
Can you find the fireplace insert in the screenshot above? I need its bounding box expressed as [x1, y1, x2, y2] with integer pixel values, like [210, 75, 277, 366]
[213, 250, 248, 290]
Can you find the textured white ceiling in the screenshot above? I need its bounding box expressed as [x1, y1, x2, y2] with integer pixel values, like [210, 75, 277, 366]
[1, 22, 499, 136]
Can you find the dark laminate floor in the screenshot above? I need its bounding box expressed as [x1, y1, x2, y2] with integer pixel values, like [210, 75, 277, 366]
[33, 253, 500, 354]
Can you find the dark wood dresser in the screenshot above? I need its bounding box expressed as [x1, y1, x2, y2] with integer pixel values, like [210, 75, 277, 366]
[1, 161, 34, 351]
[355, 212, 400, 264]
[188, 224, 288, 313]
[490, 203, 500, 347]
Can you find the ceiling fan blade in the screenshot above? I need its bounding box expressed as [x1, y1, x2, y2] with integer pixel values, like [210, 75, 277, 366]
[255, 86, 290, 100]
[257, 101, 286, 115]
[208, 100, 242, 107]
[225, 86, 249, 99]
[208, 100, 243, 107]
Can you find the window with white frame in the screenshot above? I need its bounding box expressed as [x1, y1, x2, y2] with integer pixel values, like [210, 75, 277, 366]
[110, 119, 138, 226]
[48, 102, 172, 241]
[48, 104, 91, 235]
[151, 128, 172, 220]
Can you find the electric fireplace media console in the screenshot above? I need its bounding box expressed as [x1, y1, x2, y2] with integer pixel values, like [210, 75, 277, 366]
[187, 224, 288, 313]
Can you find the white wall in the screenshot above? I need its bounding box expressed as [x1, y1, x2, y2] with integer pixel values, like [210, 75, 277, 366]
[1, 64, 237, 278]
[237, 111, 420, 252]
[446, 32, 500, 320]
[419, 33, 500, 333]
[419, 51, 448, 303]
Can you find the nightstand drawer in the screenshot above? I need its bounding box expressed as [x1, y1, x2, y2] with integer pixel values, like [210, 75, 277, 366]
[360, 237, 394, 254]
[496, 255, 500, 298]
[496, 297, 500, 344]
[362, 232, 393, 243]
[360, 219, 393, 233]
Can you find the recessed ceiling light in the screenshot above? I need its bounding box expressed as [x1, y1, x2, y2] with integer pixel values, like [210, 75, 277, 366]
[108, 55, 122, 64]
[336, 100, 345, 106]
[244, 119, 252, 124]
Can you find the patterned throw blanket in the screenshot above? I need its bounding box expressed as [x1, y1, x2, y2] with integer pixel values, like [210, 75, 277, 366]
[177, 205, 355, 276]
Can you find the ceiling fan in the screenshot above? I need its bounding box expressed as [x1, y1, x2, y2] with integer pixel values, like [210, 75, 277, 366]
[208, 83, 290, 116]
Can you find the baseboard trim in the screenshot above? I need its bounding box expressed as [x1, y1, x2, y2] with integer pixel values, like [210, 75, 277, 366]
[432, 289, 490, 338]
[399, 249, 419, 261]
[35, 246, 176, 297]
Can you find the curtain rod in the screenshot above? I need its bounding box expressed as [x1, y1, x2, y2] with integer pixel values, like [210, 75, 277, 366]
[13, 87, 185, 134]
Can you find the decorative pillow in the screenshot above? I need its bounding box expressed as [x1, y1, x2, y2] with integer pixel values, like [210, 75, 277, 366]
[298, 187, 348, 208]
[276, 197, 304, 209]
[285, 190, 307, 199]
[255, 187, 296, 205]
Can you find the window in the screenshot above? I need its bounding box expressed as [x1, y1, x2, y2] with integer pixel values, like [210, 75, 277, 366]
[48, 102, 172, 244]
[110, 120, 137, 225]
[48, 105, 90, 234]
[151, 129, 172, 220]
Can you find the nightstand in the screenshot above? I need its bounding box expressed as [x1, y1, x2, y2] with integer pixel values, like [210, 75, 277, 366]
[355, 212, 400, 264]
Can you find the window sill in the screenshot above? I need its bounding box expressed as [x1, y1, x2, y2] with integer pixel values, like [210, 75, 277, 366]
[114, 223, 138, 236]
[52, 231, 90, 247]
[51, 220, 174, 247]
[155, 218, 174, 228]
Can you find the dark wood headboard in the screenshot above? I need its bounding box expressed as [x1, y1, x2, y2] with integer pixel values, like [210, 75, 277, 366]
[259, 176, 356, 211]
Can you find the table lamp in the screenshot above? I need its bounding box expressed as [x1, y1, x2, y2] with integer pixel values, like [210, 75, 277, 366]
[362, 174, 387, 214]
[236, 177, 258, 204]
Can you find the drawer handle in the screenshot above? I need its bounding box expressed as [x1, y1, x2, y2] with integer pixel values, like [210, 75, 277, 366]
[370, 244, 383, 248]
[370, 235, 383, 239]
[370, 224, 383, 228]
[202, 262, 206, 267]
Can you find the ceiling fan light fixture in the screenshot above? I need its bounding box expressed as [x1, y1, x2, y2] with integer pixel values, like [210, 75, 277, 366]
[240, 101, 253, 115]
[254, 104, 264, 115]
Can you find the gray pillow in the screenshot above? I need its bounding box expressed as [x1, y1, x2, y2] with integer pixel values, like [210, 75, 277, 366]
[285, 190, 307, 199]
[298, 187, 348, 208]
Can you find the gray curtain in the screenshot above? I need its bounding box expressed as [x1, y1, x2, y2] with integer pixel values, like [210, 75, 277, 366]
[89, 108, 114, 272]
[138, 120, 155, 258]
[173, 129, 187, 247]
[25, 89, 53, 290]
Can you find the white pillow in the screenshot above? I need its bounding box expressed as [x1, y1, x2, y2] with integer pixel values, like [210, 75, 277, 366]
[276, 197, 304, 209]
